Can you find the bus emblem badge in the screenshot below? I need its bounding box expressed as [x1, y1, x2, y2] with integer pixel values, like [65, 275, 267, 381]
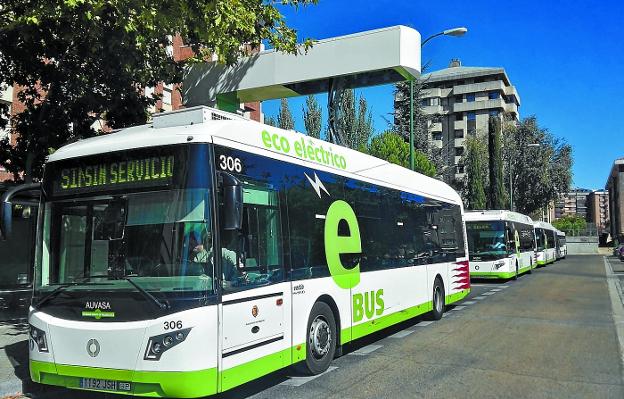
[252, 305, 259, 318]
[86, 339, 100, 357]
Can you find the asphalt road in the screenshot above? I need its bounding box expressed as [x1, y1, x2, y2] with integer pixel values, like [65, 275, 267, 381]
[5, 255, 624, 399]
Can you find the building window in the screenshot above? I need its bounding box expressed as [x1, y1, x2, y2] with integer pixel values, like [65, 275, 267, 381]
[455, 96, 463, 103]
[467, 112, 476, 121]
[421, 98, 431, 107]
[456, 165, 465, 174]
[432, 132, 442, 141]
[489, 110, 499, 117]
[466, 93, 475, 102]
[455, 147, 464, 156]
[454, 129, 464, 138]
[455, 113, 463, 121]
[488, 91, 499, 100]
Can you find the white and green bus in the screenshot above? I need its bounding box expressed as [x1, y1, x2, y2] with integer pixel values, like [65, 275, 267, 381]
[465, 210, 536, 280]
[534, 221, 557, 266]
[556, 230, 567, 259]
[17, 107, 470, 398]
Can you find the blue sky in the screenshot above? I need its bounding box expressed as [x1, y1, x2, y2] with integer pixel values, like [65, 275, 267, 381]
[262, 0, 624, 190]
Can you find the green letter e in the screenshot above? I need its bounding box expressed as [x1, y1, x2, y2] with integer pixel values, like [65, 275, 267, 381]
[324, 200, 361, 289]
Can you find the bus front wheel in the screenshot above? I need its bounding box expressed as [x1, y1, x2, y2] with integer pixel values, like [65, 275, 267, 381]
[429, 277, 445, 320]
[300, 301, 337, 375]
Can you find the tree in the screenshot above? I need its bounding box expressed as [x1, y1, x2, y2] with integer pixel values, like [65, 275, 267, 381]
[302, 95, 322, 138]
[264, 115, 277, 127]
[367, 131, 436, 177]
[392, 76, 443, 174]
[553, 215, 587, 235]
[463, 135, 487, 210]
[0, 0, 317, 181]
[487, 116, 505, 209]
[502, 116, 572, 215]
[277, 98, 294, 130]
[355, 95, 374, 151]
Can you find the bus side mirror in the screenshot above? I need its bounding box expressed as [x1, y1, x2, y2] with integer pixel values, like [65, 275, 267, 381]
[0, 183, 41, 240]
[219, 172, 243, 231]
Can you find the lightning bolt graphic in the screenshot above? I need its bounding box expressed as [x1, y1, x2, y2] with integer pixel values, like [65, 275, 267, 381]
[304, 172, 330, 198]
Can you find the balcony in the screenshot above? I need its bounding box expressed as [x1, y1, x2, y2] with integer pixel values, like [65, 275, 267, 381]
[422, 87, 442, 98]
[453, 98, 506, 113]
[423, 104, 444, 114]
[453, 81, 505, 95]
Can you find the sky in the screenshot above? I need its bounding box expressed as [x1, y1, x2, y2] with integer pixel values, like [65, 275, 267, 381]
[262, 0, 624, 190]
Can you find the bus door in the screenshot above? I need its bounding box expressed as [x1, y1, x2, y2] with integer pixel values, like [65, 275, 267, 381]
[218, 184, 290, 391]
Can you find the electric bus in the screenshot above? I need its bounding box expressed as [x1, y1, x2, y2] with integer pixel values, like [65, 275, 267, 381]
[556, 230, 567, 259]
[17, 106, 470, 398]
[465, 210, 536, 280]
[534, 221, 557, 266]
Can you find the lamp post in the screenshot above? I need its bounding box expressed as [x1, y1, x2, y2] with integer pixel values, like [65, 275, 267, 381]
[509, 143, 540, 211]
[409, 27, 467, 170]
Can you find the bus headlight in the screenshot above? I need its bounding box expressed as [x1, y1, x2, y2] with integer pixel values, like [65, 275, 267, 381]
[144, 328, 192, 361]
[30, 325, 48, 353]
[493, 261, 505, 270]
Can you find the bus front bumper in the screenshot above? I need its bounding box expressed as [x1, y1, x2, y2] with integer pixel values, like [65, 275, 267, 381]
[30, 360, 217, 398]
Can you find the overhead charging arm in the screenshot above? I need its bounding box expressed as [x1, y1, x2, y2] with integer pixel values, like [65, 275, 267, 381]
[0, 183, 41, 240]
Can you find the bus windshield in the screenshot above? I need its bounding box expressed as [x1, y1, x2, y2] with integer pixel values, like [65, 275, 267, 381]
[466, 221, 507, 261]
[34, 188, 214, 299]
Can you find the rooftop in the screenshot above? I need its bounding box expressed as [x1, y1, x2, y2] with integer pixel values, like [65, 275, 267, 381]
[421, 59, 510, 86]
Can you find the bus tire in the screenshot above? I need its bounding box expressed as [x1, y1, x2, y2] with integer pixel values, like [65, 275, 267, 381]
[513, 262, 519, 280]
[429, 277, 445, 321]
[528, 260, 533, 274]
[300, 301, 336, 375]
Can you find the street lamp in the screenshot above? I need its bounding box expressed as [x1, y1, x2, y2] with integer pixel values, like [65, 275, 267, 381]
[509, 143, 541, 211]
[409, 27, 467, 171]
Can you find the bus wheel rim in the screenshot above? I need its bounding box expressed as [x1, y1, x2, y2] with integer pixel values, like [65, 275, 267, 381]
[434, 286, 442, 313]
[309, 316, 331, 359]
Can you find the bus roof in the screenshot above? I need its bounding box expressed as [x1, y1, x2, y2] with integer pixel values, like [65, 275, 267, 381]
[464, 210, 533, 225]
[47, 106, 462, 205]
[534, 220, 556, 231]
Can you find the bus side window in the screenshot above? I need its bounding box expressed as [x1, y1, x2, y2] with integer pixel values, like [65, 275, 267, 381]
[221, 183, 285, 293]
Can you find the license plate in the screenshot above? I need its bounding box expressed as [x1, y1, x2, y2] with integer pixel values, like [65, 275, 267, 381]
[79, 378, 131, 392]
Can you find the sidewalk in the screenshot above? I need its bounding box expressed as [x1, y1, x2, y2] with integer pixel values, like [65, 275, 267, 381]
[0, 319, 28, 399]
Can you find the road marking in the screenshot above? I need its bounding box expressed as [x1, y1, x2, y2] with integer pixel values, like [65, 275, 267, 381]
[498, 285, 510, 289]
[415, 321, 434, 327]
[462, 301, 477, 305]
[390, 329, 415, 338]
[491, 288, 503, 291]
[452, 305, 466, 311]
[350, 344, 383, 356]
[281, 366, 338, 386]
[474, 296, 486, 300]
[482, 292, 496, 296]
[603, 257, 624, 383]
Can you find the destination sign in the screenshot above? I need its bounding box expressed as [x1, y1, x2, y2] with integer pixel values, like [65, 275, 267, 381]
[54, 155, 175, 194]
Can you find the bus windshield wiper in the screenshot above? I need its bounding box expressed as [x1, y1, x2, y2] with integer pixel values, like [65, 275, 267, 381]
[34, 280, 111, 309]
[124, 277, 170, 310]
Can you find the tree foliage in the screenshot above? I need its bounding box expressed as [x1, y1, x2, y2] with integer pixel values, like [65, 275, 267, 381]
[392, 77, 444, 174]
[0, 0, 316, 181]
[264, 115, 277, 127]
[277, 98, 294, 130]
[464, 135, 487, 210]
[367, 131, 436, 177]
[487, 116, 505, 209]
[302, 94, 322, 139]
[503, 116, 573, 215]
[334, 89, 373, 151]
[553, 215, 587, 235]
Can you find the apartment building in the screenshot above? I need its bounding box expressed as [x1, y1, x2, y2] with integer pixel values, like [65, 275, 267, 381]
[587, 190, 610, 235]
[419, 59, 521, 179]
[607, 158, 624, 242]
[554, 188, 592, 219]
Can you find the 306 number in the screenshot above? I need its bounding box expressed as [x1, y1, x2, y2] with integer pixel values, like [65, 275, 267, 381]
[164, 320, 183, 330]
[219, 155, 242, 172]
